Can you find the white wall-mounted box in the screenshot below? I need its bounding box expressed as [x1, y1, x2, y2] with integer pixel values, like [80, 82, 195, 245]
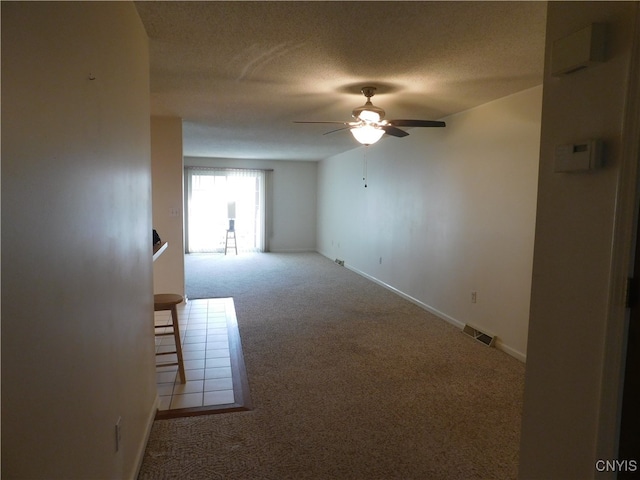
[551, 23, 606, 76]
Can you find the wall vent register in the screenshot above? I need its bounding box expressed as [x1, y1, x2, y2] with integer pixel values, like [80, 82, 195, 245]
[463, 324, 496, 347]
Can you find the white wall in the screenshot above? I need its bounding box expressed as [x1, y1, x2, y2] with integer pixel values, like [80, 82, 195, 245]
[519, 3, 640, 478]
[184, 157, 317, 252]
[1, 3, 156, 479]
[152, 116, 185, 296]
[317, 86, 542, 360]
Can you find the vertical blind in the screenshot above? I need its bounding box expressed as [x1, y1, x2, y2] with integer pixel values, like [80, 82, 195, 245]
[185, 167, 267, 253]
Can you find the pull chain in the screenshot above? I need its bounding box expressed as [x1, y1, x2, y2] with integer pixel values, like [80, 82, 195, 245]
[362, 147, 368, 188]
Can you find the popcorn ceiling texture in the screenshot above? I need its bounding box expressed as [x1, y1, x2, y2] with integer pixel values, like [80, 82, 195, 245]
[135, 1, 546, 161]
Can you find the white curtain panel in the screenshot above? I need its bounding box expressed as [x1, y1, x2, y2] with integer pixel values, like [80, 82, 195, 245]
[186, 167, 266, 253]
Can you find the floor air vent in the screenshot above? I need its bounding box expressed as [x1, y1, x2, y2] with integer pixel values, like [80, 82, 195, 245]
[463, 324, 496, 347]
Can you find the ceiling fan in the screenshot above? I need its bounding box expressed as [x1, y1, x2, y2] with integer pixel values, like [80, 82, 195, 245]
[295, 86, 446, 146]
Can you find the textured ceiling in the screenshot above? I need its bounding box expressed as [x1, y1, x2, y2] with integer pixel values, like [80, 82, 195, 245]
[135, 1, 547, 161]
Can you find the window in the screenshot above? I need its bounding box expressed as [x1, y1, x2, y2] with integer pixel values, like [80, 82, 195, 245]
[185, 168, 266, 253]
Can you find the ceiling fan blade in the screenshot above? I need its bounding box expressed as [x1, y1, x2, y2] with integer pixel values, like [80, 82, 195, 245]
[323, 126, 350, 136]
[382, 125, 409, 138]
[388, 119, 446, 128]
[294, 121, 349, 125]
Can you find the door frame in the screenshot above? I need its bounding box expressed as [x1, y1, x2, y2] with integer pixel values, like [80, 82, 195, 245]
[597, 5, 640, 474]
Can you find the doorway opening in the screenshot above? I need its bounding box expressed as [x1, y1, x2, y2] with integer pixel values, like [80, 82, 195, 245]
[185, 167, 266, 254]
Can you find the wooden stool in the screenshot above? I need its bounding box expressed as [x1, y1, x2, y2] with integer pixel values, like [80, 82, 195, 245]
[153, 293, 186, 383]
[224, 229, 237, 255]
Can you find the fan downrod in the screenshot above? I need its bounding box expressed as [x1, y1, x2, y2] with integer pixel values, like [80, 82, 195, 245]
[361, 86, 377, 99]
[353, 86, 385, 121]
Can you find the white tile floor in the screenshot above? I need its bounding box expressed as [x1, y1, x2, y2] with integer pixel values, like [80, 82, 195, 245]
[154, 297, 236, 412]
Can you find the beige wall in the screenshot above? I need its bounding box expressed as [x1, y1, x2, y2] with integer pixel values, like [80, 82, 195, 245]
[317, 86, 542, 360]
[152, 116, 186, 296]
[519, 3, 640, 478]
[1, 3, 156, 479]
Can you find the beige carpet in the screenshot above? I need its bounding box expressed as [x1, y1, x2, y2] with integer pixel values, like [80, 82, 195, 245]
[139, 253, 524, 479]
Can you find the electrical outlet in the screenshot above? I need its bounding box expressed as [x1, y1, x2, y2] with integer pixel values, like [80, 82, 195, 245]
[115, 417, 122, 452]
[471, 291, 477, 303]
[379, 257, 382, 264]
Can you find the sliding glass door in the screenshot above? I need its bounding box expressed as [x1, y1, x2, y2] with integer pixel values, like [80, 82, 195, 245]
[186, 168, 266, 253]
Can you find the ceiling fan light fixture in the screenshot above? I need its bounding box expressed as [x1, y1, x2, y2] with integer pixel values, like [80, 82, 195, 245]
[358, 109, 381, 122]
[350, 125, 385, 145]
[296, 85, 445, 145]
[352, 101, 385, 122]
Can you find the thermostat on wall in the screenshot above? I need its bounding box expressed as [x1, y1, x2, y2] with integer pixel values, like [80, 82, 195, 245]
[554, 139, 603, 173]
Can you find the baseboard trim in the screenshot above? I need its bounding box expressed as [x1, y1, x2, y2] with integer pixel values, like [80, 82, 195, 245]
[268, 248, 317, 253]
[337, 258, 527, 363]
[344, 263, 464, 328]
[494, 339, 526, 363]
[132, 395, 158, 480]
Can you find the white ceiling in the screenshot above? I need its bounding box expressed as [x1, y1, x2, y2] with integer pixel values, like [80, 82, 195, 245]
[135, 1, 547, 161]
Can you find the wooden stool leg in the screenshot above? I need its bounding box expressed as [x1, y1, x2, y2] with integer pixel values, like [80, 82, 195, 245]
[171, 305, 187, 383]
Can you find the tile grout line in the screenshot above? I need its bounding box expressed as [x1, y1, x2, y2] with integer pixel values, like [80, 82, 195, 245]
[155, 298, 236, 412]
